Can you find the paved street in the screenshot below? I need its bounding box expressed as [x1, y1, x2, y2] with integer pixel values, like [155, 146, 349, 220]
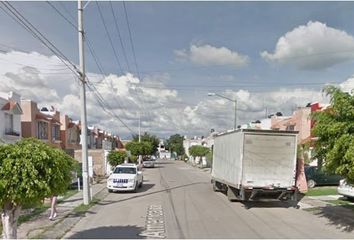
[64, 160, 354, 239]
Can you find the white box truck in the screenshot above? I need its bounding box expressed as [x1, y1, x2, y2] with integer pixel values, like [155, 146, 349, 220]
[211, 129, 298, 202]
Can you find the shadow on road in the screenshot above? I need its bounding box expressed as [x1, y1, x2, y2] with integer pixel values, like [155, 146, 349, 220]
[111, 183, 155, 194]
[144, 165, 164, 169]
[155, 161, 176, 165]
[242, 201, 298, 209]
[67, 225, 145, 239]
[311, 205, 354, 232]
[97, 182, 208, 206]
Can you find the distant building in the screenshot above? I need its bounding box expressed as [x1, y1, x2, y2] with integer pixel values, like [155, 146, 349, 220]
[0, 91, 23, 144]
[183, 133, 216, 157]
[158, 139, 171, 159]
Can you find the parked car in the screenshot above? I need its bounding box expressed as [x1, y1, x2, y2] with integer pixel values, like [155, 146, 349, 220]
[337, 179, 354, 200]
[143, 158, 155, 168]
[107, 164, 143, 193]
[305, 166, 342, 188]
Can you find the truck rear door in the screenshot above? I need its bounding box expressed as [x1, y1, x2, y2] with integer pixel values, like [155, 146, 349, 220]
[242, 133, 297, 188]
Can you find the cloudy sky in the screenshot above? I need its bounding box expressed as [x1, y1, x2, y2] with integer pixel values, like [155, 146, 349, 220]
[1, 1, 354, 139]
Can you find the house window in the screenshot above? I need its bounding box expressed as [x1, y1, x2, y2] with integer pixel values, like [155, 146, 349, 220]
[68, 128, 79, 144]
[4, 113, 14, 135]
[52, 124, 60, 141]
[37, 121, 48, 139]
[286, 125, 295, 131]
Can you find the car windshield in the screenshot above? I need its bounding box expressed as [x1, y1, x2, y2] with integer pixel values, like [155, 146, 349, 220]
[113, 167, 136, 174]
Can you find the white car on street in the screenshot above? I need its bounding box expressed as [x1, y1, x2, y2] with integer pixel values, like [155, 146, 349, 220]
[143, 158, 155, 168]
[337, 179, 354, 200]
[107, 164, 143, 192]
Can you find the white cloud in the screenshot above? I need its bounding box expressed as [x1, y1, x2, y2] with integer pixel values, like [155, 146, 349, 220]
[261, 21, 354, 70]
[175, 44, 249, 68]
[339, 76, 354, 93]
[0, 50, 350, 138]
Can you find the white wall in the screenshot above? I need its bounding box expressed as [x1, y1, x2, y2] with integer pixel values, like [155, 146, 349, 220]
[0, 91, 22, 144]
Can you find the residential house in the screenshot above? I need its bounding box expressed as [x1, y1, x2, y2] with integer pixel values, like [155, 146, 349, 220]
[242, 118, 272, 130]
[60, 115, 81, 155]
[113, 135, 124, 149]
[0, 91, 22, 144]
[271, 106, 312, 144]
[21, 100, 62, 148]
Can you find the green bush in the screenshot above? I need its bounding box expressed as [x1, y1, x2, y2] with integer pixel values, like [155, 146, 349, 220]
[189, 145, 210, 157]
[130, 155, 138, 163]
[206, 151, 213, 167]
[107, 150, 127, 167]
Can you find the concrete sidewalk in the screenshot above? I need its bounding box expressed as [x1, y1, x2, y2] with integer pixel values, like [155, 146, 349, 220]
[17, 180, 107, 239]
[298, 194, 344, 209]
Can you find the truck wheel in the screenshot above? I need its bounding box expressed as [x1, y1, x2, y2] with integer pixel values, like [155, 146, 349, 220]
[307, 179, 316, 188]
[227, 186, 239, 202]
[212, 181, 221, 192]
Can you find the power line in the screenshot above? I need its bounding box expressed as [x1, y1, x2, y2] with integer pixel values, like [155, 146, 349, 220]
[59, 1, 76, 22]
[0, 56, 74, 71]
[46, 2, 133, 124]
[109, 0, 131, 73]
[46, 1, 107, 78]
[122, 1, 155, 126]
[1, 1, 137, 136]
[0, 2, 80, 78]
[122, 1, 140, 79]
[46, 1, 77, 30]
[95, 1, 124, 74]
[86, 81, 137, 134]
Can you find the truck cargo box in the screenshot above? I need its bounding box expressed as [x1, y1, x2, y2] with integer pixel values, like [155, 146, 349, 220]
[211, 129, 298, 202]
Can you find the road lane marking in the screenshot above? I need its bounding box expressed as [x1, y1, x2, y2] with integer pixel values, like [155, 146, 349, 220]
[139, 205, 166, 239]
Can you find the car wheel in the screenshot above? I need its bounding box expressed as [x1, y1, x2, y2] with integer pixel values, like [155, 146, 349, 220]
[133, 182, 139, 193]
[139, 178, 143, 188]
[108, 189, 113, 193]
[307, 179, 316, 188]
[346, 196, 354, 202]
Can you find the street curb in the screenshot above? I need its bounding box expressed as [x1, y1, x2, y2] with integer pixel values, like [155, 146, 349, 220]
[33, 185, 109, 239]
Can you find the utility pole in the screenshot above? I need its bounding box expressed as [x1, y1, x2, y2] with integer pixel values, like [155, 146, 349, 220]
[138, 111, 142, 165]
[208, 92, 237, 130]
[234, 98, 237, 129]
[78, 0, 91, 205]
[138, 111, 141, 143]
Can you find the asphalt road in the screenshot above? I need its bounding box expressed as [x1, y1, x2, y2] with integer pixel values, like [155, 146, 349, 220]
[64, 160, 354, 239]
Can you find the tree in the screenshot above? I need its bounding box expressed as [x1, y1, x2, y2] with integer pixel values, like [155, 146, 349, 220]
[189, 145, 210, 157]
[312, 86, 354, 182]
[125, 141, 153, 157]
[166, 134, 185, 156]
[107, 150, 127, 167]
[0, 138, 75, 238]
[132, 132, 159, 154]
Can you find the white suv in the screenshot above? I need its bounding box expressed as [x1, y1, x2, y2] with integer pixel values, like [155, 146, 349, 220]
[107, 164, 143, 192]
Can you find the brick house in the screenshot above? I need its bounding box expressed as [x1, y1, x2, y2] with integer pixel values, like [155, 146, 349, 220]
[21, 100, 62, 148]
[0, 91, 23, 144]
